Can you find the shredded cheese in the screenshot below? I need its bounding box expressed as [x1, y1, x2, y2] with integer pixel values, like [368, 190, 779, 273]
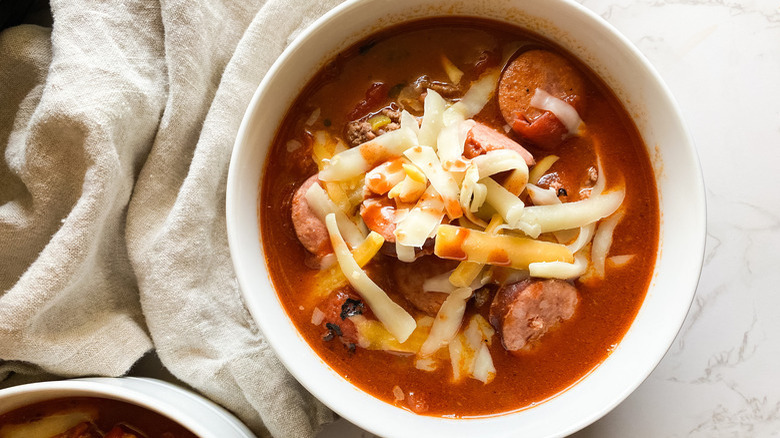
[591, 210, 625, 278]
[435, 224, 574, 269]
[319, 127, 418, 181]
[529, 249, 589, 280]
[530, 88, 583, 134]
[514, 188, 625, 238]
[449, 214, 503, 287]
[394, 185, 446, 248]
[404, 145, 463, 219]
[418, 90, 447, 148]
[419, 287, 473, 356]
[325, 214, 416, 342]
[482, 177, 528, 232]
[528, 155, 560, 185]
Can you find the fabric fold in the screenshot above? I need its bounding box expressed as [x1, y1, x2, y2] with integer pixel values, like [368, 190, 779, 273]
[1, 0, 346, 437]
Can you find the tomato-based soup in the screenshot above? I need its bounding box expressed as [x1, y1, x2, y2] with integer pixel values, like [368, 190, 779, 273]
[0, 397, 197, 437]
[260, 19, 658, 417]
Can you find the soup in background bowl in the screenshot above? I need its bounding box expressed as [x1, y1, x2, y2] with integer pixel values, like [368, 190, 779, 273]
[227, 0, 705, 436]
[0, 378, 255, 438]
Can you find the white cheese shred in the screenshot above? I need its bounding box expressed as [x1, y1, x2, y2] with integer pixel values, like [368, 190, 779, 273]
[529, 249, 589, 280]
[394, 185, 446, 248]
[404, 146, 463, 219]
[319, 127, 418, 182]
[325, 214, 416, 342]
[591, 210, 625, 278]
[418, 90, 446, 148]
[304, 183, 365, 248]
[530, 88, 583, 134]
[419, 287, 473, 356]
[514, 188, 625, 238]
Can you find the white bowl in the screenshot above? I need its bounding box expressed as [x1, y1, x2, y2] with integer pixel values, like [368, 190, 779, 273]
[0, 377, 256, 438]
[227, 0, 706, 436]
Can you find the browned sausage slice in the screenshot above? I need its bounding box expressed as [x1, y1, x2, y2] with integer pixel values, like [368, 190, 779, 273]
[463, 122, 535, 165]
[498, 50, 586, 148]
[390, 256, 459, 316]
[489, 279, 578, 352]
[316, 287, 365, 345]
[291, 175, 332, 257]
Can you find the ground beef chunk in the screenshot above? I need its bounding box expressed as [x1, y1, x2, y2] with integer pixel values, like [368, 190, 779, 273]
[345, 107, 402, 147]
[498, 49, 587, 149]
[291, 175, 331, 258]
[397, 75, 462, 114]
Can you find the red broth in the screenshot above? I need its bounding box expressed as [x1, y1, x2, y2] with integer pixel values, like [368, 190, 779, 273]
[0, 397, 198, 437]
[259, 18, 658, 416]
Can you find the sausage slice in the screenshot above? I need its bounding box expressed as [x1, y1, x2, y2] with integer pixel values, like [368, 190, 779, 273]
[291, 175, 332, 257]
[489, 279, 578, 352]
[316, 287, 364, 345]
[463, 122, 535, 165]
[390, 256, 458, 316]
[498, 50, 586, 148]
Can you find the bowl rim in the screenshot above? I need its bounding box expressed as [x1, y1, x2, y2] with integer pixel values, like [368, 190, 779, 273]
[227, 0, 706, 436]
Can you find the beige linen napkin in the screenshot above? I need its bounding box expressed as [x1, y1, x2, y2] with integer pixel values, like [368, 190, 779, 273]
[0, 0, 344, 436]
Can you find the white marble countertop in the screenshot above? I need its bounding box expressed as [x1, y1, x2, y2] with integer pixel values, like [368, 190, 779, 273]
[319, 0, 780, 436]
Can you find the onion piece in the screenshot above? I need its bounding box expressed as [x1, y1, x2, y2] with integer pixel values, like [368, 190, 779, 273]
[305, 108, 321, 126]
[514, 188, 625, 238]
[472, 343, 496, 384]
[448, 334, 467, 381]
[305, 183, 365, 248]
[286, 139, 302, 152]
[530, 88, 583, 134]
[404, 145, 463, 219]
[325, 214, 416, 342]
[608, 254, 635, 267]
[393, 385, 405, 402]
[419, 287, 473, 356]
[310, 307, 325, 326]
[591, 210, 625, 278]
[319, 127, 418, 181]
[441, 54, 464, 84]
